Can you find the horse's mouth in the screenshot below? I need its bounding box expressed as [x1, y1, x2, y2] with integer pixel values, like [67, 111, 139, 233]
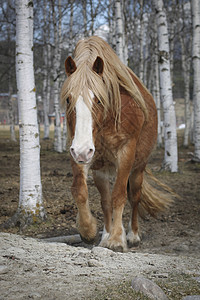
[73, 158, 93, 165]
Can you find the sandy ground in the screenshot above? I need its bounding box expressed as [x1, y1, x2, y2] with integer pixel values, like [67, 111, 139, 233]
[0, 232, 200, 300]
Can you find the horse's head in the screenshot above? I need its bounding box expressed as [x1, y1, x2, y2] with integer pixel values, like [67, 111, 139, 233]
[64, 56, 104, 165]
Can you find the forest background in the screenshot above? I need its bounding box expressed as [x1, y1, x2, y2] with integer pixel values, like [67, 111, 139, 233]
[0, 0, 195, 146]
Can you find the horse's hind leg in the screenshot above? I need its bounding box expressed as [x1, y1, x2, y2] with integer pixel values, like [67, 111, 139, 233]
[93, 169, 112, 244]
[127, 169, 144, 247]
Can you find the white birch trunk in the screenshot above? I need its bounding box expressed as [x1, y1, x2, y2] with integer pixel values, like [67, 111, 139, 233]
[153, 0, 178, 172]
[115, 0, 124, 63]
[192, 0, 200, 161]
[121, 0, 128, 65]
[111, 2, 116, 50]
[139, 0, 144, 81]
[52, 0, 62, 153]
[42, 0, 50, 140]
[152, 31, 162, 147]
[43, 61, 50, 139]
[14, 0, 45, 227]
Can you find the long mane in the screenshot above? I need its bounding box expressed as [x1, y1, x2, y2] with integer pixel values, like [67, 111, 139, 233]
[61, 36, 148, 122]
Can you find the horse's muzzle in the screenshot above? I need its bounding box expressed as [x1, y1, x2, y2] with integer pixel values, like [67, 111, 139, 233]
[70, 146, 95, 164]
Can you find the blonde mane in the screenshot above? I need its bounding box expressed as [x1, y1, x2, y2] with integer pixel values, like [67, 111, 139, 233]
[61, 36, 148, 122]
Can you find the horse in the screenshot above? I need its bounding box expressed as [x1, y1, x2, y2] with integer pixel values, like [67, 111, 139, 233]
[61, 36, 172, 252]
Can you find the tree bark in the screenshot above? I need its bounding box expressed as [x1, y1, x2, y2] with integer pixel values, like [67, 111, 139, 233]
[52, 0, 62, 153]
[180, 36, 191, 147]
[152, 26, 162, 147]
[42, 0, 50, 140]
[153, 0, 178, 172]
[192, 0, 200, 161]
[139, 0, 144, 81]
[7, 0, 46, 229]
[115, 0, 125, 63]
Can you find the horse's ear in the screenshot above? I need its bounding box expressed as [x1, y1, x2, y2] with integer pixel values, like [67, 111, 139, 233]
[65, 56, 77, 76]
[93, 56, 104, 76]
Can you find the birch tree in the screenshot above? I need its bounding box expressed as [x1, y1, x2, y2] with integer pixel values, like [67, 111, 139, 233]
[62, 0, 74, 151]
[178, 5, 192, 147]
[4, 0, 45, 228]
[152, 23, 162, 147]
[153, 0, 178, 172]
[139, 0, 145, 81]
[110, 1, 116, 50]
[82, 0, 87, 36]
[191, 0, 200, 161]
[42, 0, 51, 140]
[115, 0, 125, 64]
[52, 0, 62, 153]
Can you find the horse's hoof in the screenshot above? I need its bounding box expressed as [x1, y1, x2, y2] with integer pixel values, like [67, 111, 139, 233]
[127, 239, 140, 248]
[126, 231, 141, 248]
[100, 238, 127, 253]
[80, 232, 100, 245]
[109, 244, 126, 253]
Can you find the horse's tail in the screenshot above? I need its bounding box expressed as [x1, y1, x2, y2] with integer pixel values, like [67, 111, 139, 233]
[139, 168, 178, 218]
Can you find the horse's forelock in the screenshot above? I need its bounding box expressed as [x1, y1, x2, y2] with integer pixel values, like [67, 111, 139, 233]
[61, 36, 149, 122]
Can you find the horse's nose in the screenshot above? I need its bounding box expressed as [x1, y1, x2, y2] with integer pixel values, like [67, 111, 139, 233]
[70, 147, 95, 164]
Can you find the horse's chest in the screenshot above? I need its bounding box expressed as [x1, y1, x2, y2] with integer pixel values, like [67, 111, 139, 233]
[91, 132, 126, 171]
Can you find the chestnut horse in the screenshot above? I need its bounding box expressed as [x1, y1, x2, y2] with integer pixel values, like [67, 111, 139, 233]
[61, 36, 172, 252]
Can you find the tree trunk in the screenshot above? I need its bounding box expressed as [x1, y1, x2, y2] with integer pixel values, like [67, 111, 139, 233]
[111, 1, 116, 50]
[8, 89, 16, 142]
[192, 0, 200, 161]
[139, 0, 144, 81]
[153, 0, 178, 172]
[42, 0, 50, 140]
[5, 0, 46, 229]
[121, 0, 128, 65]
[168, 0, 176, 85]
[6, 2, 16, 143]
[152, 28, 162, 147]
[115, 0, 125, 63]
[62, 0, 74, 151]
[52, 0, 62, 153]
[82, 0, 87, 37]
[180, 37, 191, 147]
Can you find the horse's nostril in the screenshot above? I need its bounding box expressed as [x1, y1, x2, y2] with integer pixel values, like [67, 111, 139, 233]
[87, 148, 94, 159]
[70, 147, 75, 157]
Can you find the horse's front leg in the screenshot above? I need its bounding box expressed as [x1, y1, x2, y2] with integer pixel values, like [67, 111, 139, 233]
[71, 161, 97, 243]
[93, 169, 112, 244]
[101, 141, 136, 252]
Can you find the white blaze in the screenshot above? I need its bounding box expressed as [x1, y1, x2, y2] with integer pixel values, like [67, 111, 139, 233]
[70, 91, 95, 163]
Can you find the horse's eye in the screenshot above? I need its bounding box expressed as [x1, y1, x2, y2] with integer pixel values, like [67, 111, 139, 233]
[97, 99, 101, 104]
[66, 97, 70, 104]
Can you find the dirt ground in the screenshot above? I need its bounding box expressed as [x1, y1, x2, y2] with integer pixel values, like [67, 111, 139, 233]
[0, 127, 200, 258]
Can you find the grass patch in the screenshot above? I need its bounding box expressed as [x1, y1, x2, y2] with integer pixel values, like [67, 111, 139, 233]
[157, 273, 200, 300]
[90, 273, 200, 300]
[91, 280, 150, 300]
